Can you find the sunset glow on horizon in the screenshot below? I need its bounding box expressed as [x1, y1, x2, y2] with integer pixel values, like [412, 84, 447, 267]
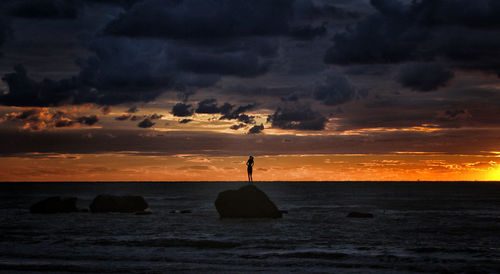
[2, 150, 500, 182]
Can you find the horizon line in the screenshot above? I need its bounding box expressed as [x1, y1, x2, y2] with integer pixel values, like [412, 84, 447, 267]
[1, 180, 499, 183]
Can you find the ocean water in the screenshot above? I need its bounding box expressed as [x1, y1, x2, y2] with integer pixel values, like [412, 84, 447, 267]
[0, 182, 499, 273]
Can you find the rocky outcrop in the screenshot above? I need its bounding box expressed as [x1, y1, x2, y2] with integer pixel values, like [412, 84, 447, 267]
[30, 197, 79, 214]
[214, 185, 282, 218]
[347, 212, 374, 218]
[90, 195, 148, 213]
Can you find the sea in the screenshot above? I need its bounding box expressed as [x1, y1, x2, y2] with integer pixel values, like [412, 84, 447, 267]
[0, 181, 499, 273]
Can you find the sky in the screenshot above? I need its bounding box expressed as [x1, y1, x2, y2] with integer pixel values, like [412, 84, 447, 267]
[1, 0, 500, 181]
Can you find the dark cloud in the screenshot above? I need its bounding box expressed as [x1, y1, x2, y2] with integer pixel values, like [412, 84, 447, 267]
[148, 113, 163, 120]
[0, 18, 10, 48]
[248, 124, 264, 134]
[7, 0, 80, 19]
[103, 0, 293, 39]
[293, 0, 361, 21]
[324, 13, 423, 65]
[230, 123, 246, 130]
[289, 23, 327, 41]
[437, 109, 471, 121]
[196, 99, 220, 114]
[102, 0, 358, 42]
[115, 114, 131, 121]
[0, 0, 363, 108]
[0, 65, 81, 107]
[267, 104, 327, 130]
[324, 0, 500, 78]
[101, 105, 112, 115]
[179, 118, 192, 124]
[236, 114, 255, 124]
[177, 52, 270, 77]
[314, 75, 356, 105]
[137, 118, 154, 128]
[396, 63, 454, 92]
[126, 106, 138, 113]
[219, 103, 256, 123]
[281, 93, 299, 102]
[171, 103, 194, 117]
[223, 85, 301, 97]
[76, 38, 174, 102]
[194, 98, 256, 125]
[408, 0, 500, 29]
[76, 115, 99, 126]
[0, 37, 221, 106]
[85, 0, 144, 9]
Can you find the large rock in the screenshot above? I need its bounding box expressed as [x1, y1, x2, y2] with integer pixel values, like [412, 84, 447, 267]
[30, 197, 78, 214]
[215, 185, 282, 218]
[90, 195, 148, 213]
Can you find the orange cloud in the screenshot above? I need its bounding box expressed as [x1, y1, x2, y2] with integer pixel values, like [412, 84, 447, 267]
[1, 107, 99, 131]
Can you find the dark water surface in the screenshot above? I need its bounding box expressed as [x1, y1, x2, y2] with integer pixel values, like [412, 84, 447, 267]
[0, 182, 499, 273]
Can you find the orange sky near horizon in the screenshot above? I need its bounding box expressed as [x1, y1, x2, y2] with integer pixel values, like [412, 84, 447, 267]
[1, 153, 499, 182]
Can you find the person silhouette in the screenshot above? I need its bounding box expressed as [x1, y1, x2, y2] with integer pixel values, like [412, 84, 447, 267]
[246, 156, 254, 183]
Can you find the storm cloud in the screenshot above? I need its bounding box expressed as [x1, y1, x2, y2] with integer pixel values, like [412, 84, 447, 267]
[172, 103, 194, 117]
[396, 63, 454, 92]
[248, 124, 264, 134]
[268, 104, 327, 130]
[138, 118, 155, 128]
[324, 0, 500, 78]
[314, 75, 357, 105]
[7, 0, 80, 19]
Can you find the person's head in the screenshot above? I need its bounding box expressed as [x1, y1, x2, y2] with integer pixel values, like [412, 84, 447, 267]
[249, 156, 253, 160]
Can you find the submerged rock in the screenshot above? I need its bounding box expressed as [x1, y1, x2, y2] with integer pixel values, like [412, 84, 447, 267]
[170, 209, 192, 214]
[215, 185, 282, 218]
[347, 212, 374, 218]
[90, 195, 148, 213]
[30, 196, 79, 214]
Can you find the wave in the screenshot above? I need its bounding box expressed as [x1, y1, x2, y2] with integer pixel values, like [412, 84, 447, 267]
[93, 238, 241, 249]
[241, 250, 349, 260]
[407, 247, 482, 254]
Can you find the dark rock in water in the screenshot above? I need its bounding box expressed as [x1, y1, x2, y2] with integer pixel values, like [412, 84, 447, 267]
[169, 209, 192, 214]
[90, 195, 148, 213]
[135, 211, 152, 215]
[279, 210, 288, 214]
[30, 196, 78, 214]
[215, 185, 282, 218]
[347, 212, 374, 218]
